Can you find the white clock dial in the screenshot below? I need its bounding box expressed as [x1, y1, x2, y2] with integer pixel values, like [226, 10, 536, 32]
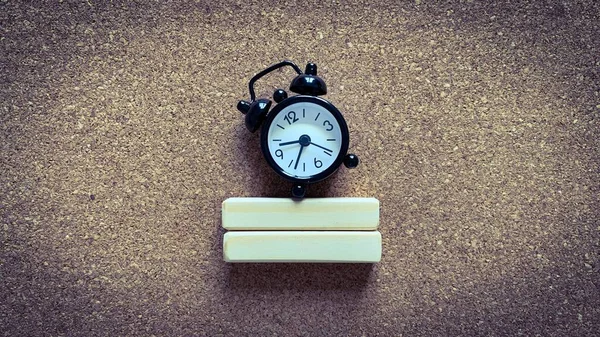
[266, 102, 343, 178]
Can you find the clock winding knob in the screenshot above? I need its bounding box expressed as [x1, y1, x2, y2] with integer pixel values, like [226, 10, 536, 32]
[273, 89, 288, 103]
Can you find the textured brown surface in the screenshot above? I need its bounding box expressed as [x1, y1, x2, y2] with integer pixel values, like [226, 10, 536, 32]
[1, 1, 599, 336]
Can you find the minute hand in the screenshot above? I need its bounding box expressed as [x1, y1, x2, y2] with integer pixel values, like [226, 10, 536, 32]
[294, 145, 304, 170]
[310, 142, 332, 152]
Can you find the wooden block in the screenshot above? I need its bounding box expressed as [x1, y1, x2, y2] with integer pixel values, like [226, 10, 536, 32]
[223, 231, 382, 263]
[222, 197, 379, 230]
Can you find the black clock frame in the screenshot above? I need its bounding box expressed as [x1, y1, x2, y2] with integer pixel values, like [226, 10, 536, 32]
[260, 95, 350, 184]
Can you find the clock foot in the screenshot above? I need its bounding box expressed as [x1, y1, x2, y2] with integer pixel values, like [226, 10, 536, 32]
[344, 154, 360, 168]
[291, 184, 307, 199]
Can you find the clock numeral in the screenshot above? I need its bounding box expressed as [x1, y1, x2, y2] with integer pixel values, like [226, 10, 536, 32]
[314, 158, 323, 168]
[324, 151, 332, 156]
[288, 159, 294, 168]
[323, 120, 334, 131]
[275, 149, 283, 159]
[314, 112, 321, 121]
[283, 111, 299, 125]
[302, 109, 305, 118]
[326, 138, 336, 141]
[277, 124, 285, 130]
[303, 163, 306, 172]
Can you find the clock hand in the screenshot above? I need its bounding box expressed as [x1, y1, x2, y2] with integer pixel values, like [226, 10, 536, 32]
[309, 142, 333, 153]
[279, 140, 300, 146]
[294, 145, 305, 170]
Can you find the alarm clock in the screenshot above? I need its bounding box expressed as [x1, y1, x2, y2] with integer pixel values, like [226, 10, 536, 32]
[237, 60, 359, 199]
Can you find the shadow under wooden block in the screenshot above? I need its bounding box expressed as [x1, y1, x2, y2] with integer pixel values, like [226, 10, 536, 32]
[225, 263, 375, 290]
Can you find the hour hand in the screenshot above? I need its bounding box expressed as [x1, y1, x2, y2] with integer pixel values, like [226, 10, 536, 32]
[279, 140, 300, 146]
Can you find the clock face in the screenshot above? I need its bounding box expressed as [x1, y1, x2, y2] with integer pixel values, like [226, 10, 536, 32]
[260, 96, 349, 183]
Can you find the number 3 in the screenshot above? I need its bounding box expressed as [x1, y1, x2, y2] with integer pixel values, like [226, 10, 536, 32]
[323, 120, 334, 131]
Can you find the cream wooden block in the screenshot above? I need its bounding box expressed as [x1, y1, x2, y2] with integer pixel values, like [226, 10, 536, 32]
[223, 231, 382, 263]
[222, 197, 379, 230]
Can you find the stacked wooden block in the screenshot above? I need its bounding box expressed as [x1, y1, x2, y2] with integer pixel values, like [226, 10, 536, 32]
[222, 198, 381, 263]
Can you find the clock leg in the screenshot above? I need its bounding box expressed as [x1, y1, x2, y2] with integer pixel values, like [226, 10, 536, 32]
[291, 184, 307, 199]
[344, 154, 360, 168]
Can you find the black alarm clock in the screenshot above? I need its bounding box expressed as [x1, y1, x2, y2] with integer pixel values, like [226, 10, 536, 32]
[237, 60, 359, 199]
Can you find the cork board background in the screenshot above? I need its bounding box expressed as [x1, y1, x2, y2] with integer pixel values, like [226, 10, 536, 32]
[1, 1, 599, 336]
